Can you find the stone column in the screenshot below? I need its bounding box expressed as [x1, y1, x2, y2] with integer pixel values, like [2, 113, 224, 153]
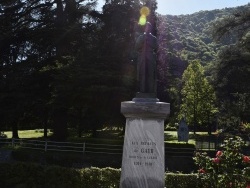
[120, 98, 170, 188]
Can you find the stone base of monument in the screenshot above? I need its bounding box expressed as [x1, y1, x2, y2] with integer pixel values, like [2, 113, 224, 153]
[120, 99, 170, 188]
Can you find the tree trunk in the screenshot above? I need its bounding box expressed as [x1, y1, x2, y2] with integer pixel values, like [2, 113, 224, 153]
[43, 120, 48, 139]
[43, 111, 49, 139]
[92, 128, 97, 138]
[55, 0, 67, 57]
[78, 126, 82, 138]
[78, 108, 83, 138]
[52, 108, 68, 141]
[193, 106, 196, 135]
[12, 121, 19, 139]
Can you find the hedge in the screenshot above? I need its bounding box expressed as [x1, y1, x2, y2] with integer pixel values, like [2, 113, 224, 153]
[0, 162, 198, 188]
[165, 173, 197, 188]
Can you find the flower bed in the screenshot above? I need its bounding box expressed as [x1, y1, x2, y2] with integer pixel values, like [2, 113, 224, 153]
[194, 136, 250, 188]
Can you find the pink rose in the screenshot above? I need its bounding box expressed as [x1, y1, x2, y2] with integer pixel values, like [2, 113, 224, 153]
[212, 157, 220, 164]
[243, 156, 250, 163]
[198, 168, 206, 173]
[216, 151, 223, 157]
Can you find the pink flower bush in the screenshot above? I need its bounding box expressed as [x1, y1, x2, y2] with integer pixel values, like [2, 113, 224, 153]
[194, 136, 250, 188]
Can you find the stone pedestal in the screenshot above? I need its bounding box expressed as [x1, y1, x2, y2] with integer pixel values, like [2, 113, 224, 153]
[120, 99, 170, 188]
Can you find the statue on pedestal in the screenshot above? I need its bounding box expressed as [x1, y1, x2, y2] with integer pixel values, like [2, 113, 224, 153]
[135, 22, 157, 95]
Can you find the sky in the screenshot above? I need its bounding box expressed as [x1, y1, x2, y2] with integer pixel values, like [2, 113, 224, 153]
[96, 0, 250, 15]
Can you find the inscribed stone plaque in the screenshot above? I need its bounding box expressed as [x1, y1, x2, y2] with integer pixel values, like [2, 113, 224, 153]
[120, 118, 165, 188]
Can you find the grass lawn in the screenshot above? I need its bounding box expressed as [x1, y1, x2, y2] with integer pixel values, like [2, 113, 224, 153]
[3, 129, 53, 139]
[2, 129, 209, 145]
[164, 130, 209, 145]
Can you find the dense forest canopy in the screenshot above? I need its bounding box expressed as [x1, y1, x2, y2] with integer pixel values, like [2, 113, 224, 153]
[157, 3, 250, 130]
[0, 1, 249, 139]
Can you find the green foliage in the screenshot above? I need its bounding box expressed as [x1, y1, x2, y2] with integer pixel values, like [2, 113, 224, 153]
[0, 0, 99, 140]
[242, 122, 250, 134]
[212, 46, 250, 126]
[194, 136, 250, 188]
[179, 60, 217, 131]
[211, 5, 250, 42]
[1, 0, 249, 142]
[81, 167, 120, 188]
[157, 5, 249, 128]
[0, 163, 120, 188]
[0, 162, 45, 188]
[165, 173, 198, 188]
[209, 4, 250, 127]
[0, 162, 203, 187]
[45, 166, 82, 188]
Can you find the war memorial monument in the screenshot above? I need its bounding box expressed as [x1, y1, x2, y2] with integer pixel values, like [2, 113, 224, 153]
[120, 22, 170, 188]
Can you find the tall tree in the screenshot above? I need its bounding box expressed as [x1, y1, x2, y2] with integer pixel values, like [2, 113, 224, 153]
[211, 5, 250, 42]
[0, 0, 98, 140]
[46, 0, 98, 140]
[211, 46, 250, 127]
[0, 0, 44, 137]
[179, 60, 217, 134]
[211, 5, 250, 128]
[79, 0, 140, 135]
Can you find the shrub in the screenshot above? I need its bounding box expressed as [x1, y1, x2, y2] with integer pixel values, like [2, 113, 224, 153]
[0, 162, 45, 188]
[45, 166, 82, 188]
[165, 173, 197, 188]
[3, 161, 236, 187]
[0, 163, 120, 188]
[81, 167, 120, 188]
[242, 122, 250, 134]
[0, 162, 200, 187]
[98, 167, 120, 187]
[194, 136, 250, 188]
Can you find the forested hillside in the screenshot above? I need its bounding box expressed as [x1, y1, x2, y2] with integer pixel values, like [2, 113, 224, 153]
[157, 5, 245, 93]
[157, 3, 250, 127]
